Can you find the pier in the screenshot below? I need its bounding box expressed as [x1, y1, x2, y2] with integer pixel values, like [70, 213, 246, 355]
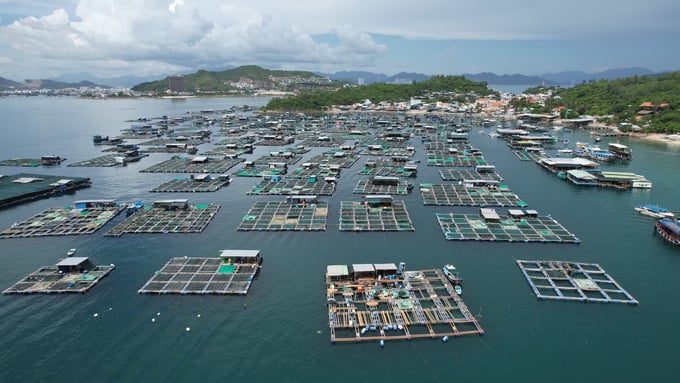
[3, 257, 114, 294]
[435, 209, 580, 243]
[516, 260, 638, 304]
[138, 250, 262, 295]
[104, 200, 220, 237]
[326, 264, 484, 344]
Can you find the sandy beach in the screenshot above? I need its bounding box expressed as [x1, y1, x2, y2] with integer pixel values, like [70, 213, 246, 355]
[629, 132, 680, 145]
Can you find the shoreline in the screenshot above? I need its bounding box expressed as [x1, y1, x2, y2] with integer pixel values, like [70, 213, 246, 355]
[628, 132, 680, 145]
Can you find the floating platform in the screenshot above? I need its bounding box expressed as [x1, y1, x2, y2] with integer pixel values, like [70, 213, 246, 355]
[420, 184, 526, 207]
[247, 178, 335, 196]
[439, 169, 503, 182]
[138, 250, 262, 295]
[1, 200, 122, 238]
[297, 137, 345, 147]
[235, 164, 287, 177]
[0, 156, 66, 167]
[353, 177, 412, 195]
[305, 152, 360, 169]
[426, 150, 487, 167]
[239, 198, 328, 231]
[3, 257, 114, 295]
[68, 153, 147, 167]
[339, 196, 415, 232]
[104, 200, 220, 237]
[435, 209, 580, 243]
[140, 156, 243, 173]
[0, 173, 91, 209]
[150, 175, 231, 193]
[516, 260, 638, 304]
[325, 264, 484, 344]
[359, 159, 417, 178]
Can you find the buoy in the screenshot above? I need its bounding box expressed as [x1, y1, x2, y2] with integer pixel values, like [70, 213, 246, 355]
[379, 340, 385, 348]
[157, 312, 161, 316]
[197, 314, 201, 318]
[93, 313, 99, 317]
[108, 307, 112, 311]
[185, 327, 191, 332]
[151, 318, 156, 323]
[442, 336, 449, 343]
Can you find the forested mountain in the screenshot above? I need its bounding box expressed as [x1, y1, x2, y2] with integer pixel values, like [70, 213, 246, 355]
[264, 75, 496, 111]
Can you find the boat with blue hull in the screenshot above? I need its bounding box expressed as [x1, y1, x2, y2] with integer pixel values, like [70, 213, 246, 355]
[635, 204, 676, 219]
[442, 264, 463, 295]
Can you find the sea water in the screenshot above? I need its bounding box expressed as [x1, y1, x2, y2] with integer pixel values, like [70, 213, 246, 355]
[0, 96, 679, 382]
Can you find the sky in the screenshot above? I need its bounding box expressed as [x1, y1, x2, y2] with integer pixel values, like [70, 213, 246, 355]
[1, 0, 679, 81]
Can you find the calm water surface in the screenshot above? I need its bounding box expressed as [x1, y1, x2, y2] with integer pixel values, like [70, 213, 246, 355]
[0, 96, 679, 382]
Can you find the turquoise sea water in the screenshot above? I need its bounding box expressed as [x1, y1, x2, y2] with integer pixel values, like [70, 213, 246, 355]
[0, 96, 679, 382]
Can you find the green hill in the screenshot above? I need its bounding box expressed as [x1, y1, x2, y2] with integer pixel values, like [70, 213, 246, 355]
[131, 65, 341, 93]
[529, 72, 680, 133]
[264, 75, 496, 111]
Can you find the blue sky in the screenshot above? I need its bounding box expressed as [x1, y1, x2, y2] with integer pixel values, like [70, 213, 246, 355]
[1, 0, 679, 80]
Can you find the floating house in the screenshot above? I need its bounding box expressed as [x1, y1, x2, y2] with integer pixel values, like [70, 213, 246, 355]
[3, 257, 114, 294]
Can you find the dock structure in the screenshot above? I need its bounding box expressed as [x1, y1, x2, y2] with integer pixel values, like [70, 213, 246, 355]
[68, 152, 148, 167]
[0, 156, 67, 167]
[104, 200, 220, 237]
[138, 250, 262, 295]
[0, 200, 122, 238]
[0, 173, 91, 209]
[238, 197, 328, 231]
[512, 148, 545, 162]
[325, 264, 484, 344]
[516, 260, 638, 304]
[140, 156, 243, 174]
[353, 176, 413, 195]
[358, 159, 417, 178]
[250, 153, 303, 166]
[297, 136, 345, 147]
[247, 178, 336, 196]
[288, 164, 341, 180]
[439, 167, 503, 182]
[435, 209, 580, 243]
[150, 174, 231, 193]
[420, 183, 527, 207]
[339, 196, 415, 232]
[3, 257, 114, 295]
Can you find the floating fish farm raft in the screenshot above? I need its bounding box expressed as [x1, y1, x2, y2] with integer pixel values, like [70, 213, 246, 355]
[247, 179, 335, 196]
[150, 175, 231, 193]
[0, 156, 66, 167]
[0, 173, 91, 209]
[420, 184, 526, 207]
[353, 176, 412, 195]
[439, 168, 503, 182]
[325, 263, 484, 344]
[104, 200, 220, 237]
[358, 159, 417, 177]
[238, 198, 328, 231]
[140, 156, 243, 173]
[0, 200, 122, 238]
[3, 257, 114, 295]
[339, 196, 415, 232]
[305, 152, 360, 168]
[68, 153, 147, 167]
[138, 250, 262, 295]
[435, 209, 580, 243]
[516, 260, 638, 304]
[234, 164, 287, 177]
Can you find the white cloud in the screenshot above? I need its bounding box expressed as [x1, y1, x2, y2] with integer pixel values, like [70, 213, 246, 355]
[0, 0, 678, 79]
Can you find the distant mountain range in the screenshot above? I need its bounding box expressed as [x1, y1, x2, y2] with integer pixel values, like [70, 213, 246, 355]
[0, 66, 665, 91]
[0, 77, 109, 91]
[321, 67, 662, 87]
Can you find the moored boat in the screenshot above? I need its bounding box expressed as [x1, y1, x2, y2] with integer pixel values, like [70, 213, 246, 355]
[655, 219, 680, 245]
[442, 264, 463, 294]
[67, 248, 77, 257]
[635, 204, 676, 219]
